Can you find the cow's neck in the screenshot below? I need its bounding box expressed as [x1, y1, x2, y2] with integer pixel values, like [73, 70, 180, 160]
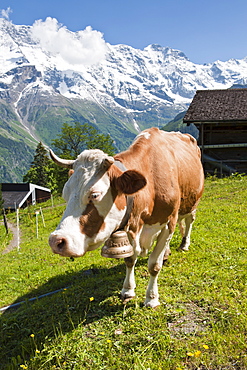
[114, 160, 134, 232]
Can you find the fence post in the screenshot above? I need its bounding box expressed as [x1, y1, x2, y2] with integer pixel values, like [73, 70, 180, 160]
[16, 208, 20, 251]
[40, 207, 46, 227]
[35, 211, 39, 239]
[3, 209, 8, 234]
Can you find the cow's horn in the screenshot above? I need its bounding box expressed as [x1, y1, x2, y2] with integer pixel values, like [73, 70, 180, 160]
[49, 149, 75, 169]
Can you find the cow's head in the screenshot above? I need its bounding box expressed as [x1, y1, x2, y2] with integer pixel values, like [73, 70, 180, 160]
[49, 149, 146, 257]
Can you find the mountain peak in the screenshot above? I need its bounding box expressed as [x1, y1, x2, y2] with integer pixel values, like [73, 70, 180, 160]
[144, 44, 189, 61]
[1, 19, 247, 181]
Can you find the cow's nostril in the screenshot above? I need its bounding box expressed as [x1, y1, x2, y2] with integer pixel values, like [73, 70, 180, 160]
[57, 238, 66, 250]
[49, 234, 70, 255]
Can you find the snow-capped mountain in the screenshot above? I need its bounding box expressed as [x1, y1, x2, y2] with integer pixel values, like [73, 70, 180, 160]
[1, 17, 247, 181]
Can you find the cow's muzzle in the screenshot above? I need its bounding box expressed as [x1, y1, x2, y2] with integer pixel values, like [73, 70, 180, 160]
[49, 234, 78, 257]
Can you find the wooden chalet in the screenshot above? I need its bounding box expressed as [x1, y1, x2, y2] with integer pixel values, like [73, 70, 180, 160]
[1, 183, 51, 210]
[183, 89, 247, 176]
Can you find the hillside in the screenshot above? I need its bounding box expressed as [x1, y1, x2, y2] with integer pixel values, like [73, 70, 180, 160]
[1, 18, 247, 181]
[162, 111, 199, 138]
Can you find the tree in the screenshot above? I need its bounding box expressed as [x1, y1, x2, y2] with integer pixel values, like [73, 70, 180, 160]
[23, 142, 57, 191]
[24, 123, 117, 195]
[52, 122, 116, 158]
[51, 122, 116, 193]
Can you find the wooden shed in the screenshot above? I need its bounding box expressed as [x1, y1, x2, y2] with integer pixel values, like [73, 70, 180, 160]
[2, 183, 51, 210]
[183, 89, 247, 176]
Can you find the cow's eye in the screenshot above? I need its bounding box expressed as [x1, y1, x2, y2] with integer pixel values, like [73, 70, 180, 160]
[89, 192, 101, 202]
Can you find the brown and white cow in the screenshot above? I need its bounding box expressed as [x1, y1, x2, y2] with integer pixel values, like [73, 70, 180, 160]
[49, 127, 204, 307]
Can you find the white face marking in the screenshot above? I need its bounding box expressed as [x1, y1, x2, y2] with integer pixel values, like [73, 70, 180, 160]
[49, 150, 126, 257]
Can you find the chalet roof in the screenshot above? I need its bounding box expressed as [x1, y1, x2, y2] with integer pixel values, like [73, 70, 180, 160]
[183, 89, 247, 123]
[1, 183, 51, 209]
[3, 190, 29, 209]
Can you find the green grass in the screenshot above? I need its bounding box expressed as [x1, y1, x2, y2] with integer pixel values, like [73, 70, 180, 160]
[0, 176, 247, 369]
[0, 223, 11, 253]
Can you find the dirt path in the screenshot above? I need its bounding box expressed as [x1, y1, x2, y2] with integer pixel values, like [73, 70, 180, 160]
[2, 221, 21, 255]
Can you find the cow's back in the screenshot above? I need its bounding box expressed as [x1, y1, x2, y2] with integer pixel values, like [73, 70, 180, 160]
[115, 127, 204, 225]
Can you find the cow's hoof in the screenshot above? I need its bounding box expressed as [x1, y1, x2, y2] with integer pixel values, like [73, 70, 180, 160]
[178, 245, 189, 252]
[144, 298, 160, 308]
[178, 237, 190, 251]
[121, 293, 135, 304]
[120, 289, 135, 304]
[122, 296, 135, 304]
[163, 258, 169, 265]
[163, 249, 171, 264]
[163, 248, 171, 259]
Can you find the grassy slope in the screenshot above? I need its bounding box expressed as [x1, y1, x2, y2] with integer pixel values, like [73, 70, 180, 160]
[0, 176, 247, 369]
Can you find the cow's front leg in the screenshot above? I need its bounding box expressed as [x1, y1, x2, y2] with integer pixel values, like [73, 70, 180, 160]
[145, 225, 174, 308]
[121, 253, 138, 303]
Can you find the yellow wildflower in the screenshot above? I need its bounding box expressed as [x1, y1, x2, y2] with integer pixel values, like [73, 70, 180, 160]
[35, 349, 40, 353]
[89, 297, 94, 301]
[194, 350, 201, 357]
[187, 352, 194, 357]
[30, 334, 35, 338]
[203, 344, 209, 350]
[20, 366, 28, 369]
[106, 339, 112, 343]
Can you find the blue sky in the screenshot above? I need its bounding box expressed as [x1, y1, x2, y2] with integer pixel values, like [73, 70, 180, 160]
[1, 0, 247, 64]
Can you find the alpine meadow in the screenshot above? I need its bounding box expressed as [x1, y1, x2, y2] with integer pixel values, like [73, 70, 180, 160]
[0, 174, 247, 370]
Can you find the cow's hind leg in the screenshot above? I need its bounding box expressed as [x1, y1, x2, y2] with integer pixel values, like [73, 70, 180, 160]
[121, 253, 138, 303]
[178, 210, 196, 251]
[145, 224, 174, 308]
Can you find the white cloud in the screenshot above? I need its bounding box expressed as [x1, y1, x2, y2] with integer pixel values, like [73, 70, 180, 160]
[31, 17, 108, 67]
[1, 7, 12, 20]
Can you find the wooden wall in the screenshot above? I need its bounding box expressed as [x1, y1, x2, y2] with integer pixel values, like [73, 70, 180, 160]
[194, 122, 247, 176]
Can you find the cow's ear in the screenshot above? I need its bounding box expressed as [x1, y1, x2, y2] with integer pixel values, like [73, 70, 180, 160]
[115, 170, 147, 195]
